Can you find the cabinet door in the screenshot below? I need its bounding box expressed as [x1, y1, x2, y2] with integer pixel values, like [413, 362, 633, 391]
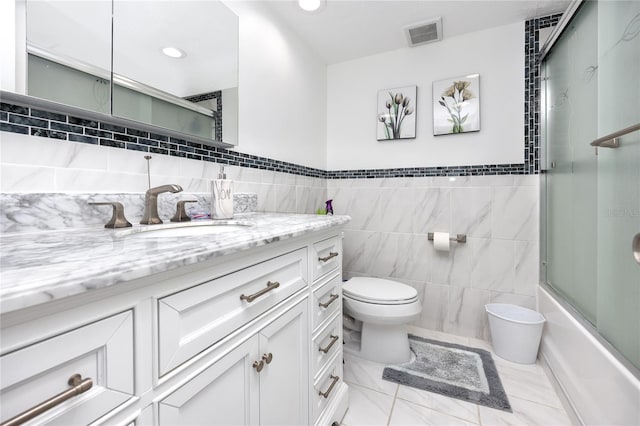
[258, 300, 309, 426]
[158, 338, 259, 426]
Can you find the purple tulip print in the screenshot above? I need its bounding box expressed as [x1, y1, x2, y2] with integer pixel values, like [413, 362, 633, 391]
[377, 85, 417, 140]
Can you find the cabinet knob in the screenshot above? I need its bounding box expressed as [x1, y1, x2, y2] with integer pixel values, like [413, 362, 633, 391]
[253, 360, 264, 373]
[262, 353, 273, 364]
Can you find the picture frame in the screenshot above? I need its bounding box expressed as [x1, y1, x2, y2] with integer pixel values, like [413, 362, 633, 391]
[433, 74, 480, 135]
[377, 85, 417, 141]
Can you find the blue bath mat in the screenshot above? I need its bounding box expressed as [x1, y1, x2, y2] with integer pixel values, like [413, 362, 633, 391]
[382, 335, 512, 412]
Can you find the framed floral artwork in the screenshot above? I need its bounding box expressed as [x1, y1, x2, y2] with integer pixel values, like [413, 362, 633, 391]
[433, 74, 480, 135]
[377, 85, 416, 140]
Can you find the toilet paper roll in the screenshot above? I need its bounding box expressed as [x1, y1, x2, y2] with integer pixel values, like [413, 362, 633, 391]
[433, 232, 450, 252]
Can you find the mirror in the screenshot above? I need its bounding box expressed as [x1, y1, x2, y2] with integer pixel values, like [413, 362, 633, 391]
[112, 0, 238, 144]
[26, 1, 112, 115]
[24, 0, 238, 145]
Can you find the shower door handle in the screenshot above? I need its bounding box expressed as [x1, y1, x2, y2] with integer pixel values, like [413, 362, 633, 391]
[633, 233, 640, 265]
[590, 122, 640, 151]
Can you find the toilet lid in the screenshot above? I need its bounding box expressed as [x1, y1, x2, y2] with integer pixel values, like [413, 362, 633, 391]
[343, 277, 418, 305]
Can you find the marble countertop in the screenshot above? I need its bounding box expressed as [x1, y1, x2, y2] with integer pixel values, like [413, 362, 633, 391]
[0, 213, 350, 314]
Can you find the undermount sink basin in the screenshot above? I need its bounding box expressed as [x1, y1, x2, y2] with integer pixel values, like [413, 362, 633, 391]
[117, 220, 253, 239]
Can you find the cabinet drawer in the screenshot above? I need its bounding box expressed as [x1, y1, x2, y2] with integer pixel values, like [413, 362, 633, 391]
[158, 248, 308, 376]
[312, 273, 341, 331]
[312, 313, 342, 379]
[312, 236, 341, 281]
[0, 311, 134, 426]
[312, 353, 344, 421]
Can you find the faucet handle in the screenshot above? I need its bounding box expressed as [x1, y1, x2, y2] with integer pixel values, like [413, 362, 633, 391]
[171, 200, 198, 223]
[89, 202, 132, 229]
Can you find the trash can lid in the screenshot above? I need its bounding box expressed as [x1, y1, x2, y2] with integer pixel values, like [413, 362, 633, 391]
[485, 303, 545, 324]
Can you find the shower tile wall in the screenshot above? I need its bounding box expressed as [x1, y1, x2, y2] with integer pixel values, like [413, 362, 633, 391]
[328, 175, 539, 340]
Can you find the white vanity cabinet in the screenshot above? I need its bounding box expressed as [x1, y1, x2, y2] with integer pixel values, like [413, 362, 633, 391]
[158, 298, 308, 426]
[0, 228, 348, 426]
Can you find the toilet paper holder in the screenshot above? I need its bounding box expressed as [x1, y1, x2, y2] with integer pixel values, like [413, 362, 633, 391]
[427, 233, 467, 243]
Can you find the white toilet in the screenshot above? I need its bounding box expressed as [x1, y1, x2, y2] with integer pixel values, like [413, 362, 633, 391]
[342, 277, 421, 364]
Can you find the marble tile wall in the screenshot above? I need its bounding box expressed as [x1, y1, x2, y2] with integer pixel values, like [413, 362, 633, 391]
[0, 192, 257, 233]
[328, 174, 540, 340]
[0, 132, 327, 226]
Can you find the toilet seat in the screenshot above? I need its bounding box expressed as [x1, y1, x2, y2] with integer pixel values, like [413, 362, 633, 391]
[343, 277, 418, 305]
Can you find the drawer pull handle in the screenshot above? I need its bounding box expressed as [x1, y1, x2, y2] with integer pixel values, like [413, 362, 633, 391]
[318, 375, 340, 399]
[318, 252, 339, 262]
[240, 281, 280, 303]
[262, 353, 273, 364]
[319, 335, 339, 354]
[253, 360, 264, 373]
[1, 374, 93, 426]
[319, 294, 339, 309]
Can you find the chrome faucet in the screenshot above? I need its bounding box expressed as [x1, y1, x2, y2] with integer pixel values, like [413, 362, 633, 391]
[141, 184, 183, 224]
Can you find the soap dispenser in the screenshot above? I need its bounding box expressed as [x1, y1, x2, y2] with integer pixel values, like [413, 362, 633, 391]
[211, 166, 233, 219]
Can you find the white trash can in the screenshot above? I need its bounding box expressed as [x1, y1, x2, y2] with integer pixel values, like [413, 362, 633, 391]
[485, 303, 545, 364]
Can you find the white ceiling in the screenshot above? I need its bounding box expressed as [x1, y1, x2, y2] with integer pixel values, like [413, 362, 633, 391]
[263, 0, 570, 65]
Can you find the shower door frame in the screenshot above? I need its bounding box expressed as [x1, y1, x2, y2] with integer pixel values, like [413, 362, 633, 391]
[538, 0, 640, 380]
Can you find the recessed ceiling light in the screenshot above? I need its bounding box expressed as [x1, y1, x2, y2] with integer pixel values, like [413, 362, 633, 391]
[162, 47, 186, 59]
[298, 0, 325, 12]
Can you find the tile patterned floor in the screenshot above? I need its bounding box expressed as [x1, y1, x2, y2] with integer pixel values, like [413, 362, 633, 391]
[341, 326, 573, 426]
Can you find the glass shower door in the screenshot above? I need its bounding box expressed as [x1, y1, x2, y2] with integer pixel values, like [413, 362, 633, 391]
[595, 0, 640, 370]
[544, 0, 599, 323]
[544, 0, 640, 371]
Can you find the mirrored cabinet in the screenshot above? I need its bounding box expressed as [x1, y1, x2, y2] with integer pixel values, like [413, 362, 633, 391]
[17, 0, 238, 146]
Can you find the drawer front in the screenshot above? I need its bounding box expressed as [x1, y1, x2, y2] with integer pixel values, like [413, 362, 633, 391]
[312, 236, 341, 282]
[312, 313, 342, 380]
[312, 273, 342, 331]
[0, 311, 134, 426]
[312, 353, 344, 421]
[158, 248, 308, 376]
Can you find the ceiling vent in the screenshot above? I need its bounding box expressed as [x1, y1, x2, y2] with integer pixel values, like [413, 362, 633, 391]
[404, 17, 442, 47]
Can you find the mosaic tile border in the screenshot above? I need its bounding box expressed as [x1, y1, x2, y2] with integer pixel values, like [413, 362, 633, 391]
[525, 13, 562, 174]
[184, 90, 223, 141]
[327, 163, 527, 179]
[0, 14, 559, 180]
[0, 101, 326, 178]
